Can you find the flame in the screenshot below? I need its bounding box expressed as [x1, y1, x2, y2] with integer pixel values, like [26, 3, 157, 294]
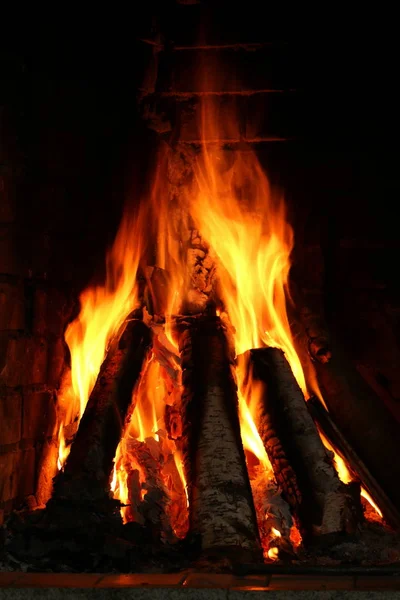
[188, 95, 384, 528]
[111, 349, 188, 536]
[130, 355, 166, 442]
[56, 209, 146, 469]
[174, 451, 188, 507]
[186, 97, 307, 491]
[57, 426, 68, 471]
[238, 370, 272, 472]
[267, 547, 279, 560]
[187, 98, 306, 395]
[320, 431, 383, 518]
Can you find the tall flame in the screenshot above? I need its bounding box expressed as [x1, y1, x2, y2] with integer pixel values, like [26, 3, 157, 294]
[187, 95, 383, 524]
[57, 209, 146, 469]
[187, 98, 306, 394]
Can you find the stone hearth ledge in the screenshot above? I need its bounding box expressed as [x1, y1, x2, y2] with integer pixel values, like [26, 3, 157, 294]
[0, 572, 400, 597]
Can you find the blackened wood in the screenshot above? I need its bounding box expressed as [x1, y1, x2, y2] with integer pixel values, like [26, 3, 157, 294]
[308, 395, 400, 530]
[177, 315, 262, 560]
[249, 347, 362, 542]
[311, 338, 400, 526]
[54, 319, 152, 501]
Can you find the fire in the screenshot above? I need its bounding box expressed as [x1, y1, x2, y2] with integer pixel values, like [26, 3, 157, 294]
[112, 350, 188, 536]
[238, 370, 272, 472]
[186, 96, 306, 485]
[187, 95, 383, 528]
[187, 98, 306, 394]
[52, 85, 384, 549]
[320, 432, 383, 518]
[130, 356, 166, 442]
[57, 426, 68, 471]
[56, 209, 146, 469]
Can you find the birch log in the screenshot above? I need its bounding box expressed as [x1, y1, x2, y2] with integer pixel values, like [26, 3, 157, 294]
[177, 315, 262, 560]
[249, 347, 363, 542]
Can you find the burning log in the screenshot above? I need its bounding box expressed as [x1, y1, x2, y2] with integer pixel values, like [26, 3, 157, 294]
[308, 395, 400, 530]
[293, 291, 400, 527]
[53, 318, 152, 502]
[314, 342, 400, 515]
[177, 315, 262, 561]
[248, 347, 363, 542]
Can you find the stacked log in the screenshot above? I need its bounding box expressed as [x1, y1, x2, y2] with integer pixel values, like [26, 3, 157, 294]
[176, 315, 262, 561]
[248, 347, 363, 542]
[293, 292, 400, 529]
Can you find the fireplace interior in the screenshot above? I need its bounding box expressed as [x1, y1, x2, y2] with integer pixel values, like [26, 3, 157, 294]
[1, 3, 400, 577]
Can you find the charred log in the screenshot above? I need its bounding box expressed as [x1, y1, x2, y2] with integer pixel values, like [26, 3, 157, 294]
[292, 288, 400, 526]
[249, 347, 363, 542]
[308, 395, 400, 530]
[177, 315, 262, 561]
[314, 340, 400, 513]
[53, 318, 152, 503]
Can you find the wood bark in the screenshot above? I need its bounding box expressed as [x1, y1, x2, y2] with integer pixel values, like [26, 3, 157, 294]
[177, 315, 262, 560]
[249, 347, 362, 542]
[53, 318, 152, 503]
[308, 395, 400, 530]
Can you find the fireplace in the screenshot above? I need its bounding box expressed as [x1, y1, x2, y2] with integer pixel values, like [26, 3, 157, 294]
[1, 2, 400, 577]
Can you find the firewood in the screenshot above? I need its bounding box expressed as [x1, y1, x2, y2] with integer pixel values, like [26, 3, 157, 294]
[248, 347, 363, 542]
[307, 395, 400, 530]
[176, 315, 262, 561]
[53, 318, 152, 503]
[313, 345, 400, 524]
[241, 356, 302, 514]
[290, 286, 400, 527]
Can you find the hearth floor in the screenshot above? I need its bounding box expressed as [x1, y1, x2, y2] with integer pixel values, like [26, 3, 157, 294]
[1, 571, 400, 591]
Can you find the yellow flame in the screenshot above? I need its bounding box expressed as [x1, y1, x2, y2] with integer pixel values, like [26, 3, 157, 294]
[56, 208, 146, 469]
[267, 547, 279, 560]
[320, 432, 382, 517]
[174, 451, 188, 507]
[187, 97, 306, 394]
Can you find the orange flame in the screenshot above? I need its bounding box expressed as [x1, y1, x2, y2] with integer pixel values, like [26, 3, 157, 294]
[112, 350, 188, 536]
[188, 98, 306, 388]
[320, 432, 382, 518]
[56, 209, 146, 469]
[187, 97, 306, 473]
